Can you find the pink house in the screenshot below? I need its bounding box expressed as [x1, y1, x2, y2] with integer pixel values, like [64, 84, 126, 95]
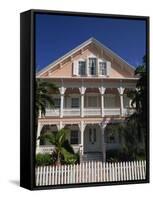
[36, 37, 138, 162]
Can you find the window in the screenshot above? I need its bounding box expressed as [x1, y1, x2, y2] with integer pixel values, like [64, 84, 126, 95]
[70, 130, 79, 144]
[78, 61, 86, 75]
[104, 94, 118, 108]
[71, 98, 79, 108]
[53, 98, 60, 108]
[89, 58, 97, 75]
[87, 96, 98, 107]
[99, 62, 107, 75]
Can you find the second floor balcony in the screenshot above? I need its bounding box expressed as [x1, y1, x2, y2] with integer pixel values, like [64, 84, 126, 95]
[42, 87, 135, 118]
[45, 107, 134, 118]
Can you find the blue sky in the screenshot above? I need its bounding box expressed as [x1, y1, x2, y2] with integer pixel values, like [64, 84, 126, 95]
[35, 14, 146, 71]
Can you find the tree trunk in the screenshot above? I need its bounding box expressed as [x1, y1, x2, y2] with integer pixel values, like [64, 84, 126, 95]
[56, 152, 61, 166]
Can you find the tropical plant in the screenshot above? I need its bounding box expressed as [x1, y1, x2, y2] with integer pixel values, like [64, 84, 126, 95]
[120, 55, 147, 160]
[36, 78, 58, 118]
[36, 153, 53, 166]
[38, 128, 77, 165]
[127, 55, 147, 129]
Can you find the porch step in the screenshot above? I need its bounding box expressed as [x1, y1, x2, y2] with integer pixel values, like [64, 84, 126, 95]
[82, 153, 103, 162]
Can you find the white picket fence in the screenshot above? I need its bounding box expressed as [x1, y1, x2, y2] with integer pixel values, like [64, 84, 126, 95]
[35, 160, 146, 186]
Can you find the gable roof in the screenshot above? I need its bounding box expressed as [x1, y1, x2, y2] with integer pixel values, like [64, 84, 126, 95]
[37, 37, 135, 77]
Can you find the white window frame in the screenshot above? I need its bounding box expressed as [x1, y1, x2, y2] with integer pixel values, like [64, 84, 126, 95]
[88, 56, 97, 76]
[99, 61, 107, 76]
[78, 60, 86, 76]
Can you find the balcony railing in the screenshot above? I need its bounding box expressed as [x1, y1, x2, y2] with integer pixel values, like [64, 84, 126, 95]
[63, 108, 80, 116]
[84, 108, 101, 116]
[104, 108, 120, 116]
[43, 108, 134, 117]
[45, 109, 60, 117]
[123, 108, 135, 116]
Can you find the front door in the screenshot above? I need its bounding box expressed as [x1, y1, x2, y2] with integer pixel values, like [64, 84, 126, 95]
[84, 126, 100, 152]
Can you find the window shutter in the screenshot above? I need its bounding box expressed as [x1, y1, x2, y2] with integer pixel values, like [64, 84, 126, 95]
[106, 61, 111, 76]
[73, 60, 78, 76]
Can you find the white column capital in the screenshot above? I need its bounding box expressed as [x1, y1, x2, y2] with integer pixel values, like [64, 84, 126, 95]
[117, 86, 125, 95]
[78, 121, 86, 132]
[99, 86, 106, 95]
[59, 86, 66, 95]
[57, 121, 63, 130]
[79, 86, 86, 95]
[99, 122, 107, 129]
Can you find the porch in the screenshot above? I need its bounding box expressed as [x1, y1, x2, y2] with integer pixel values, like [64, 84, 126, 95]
[36, 122, 122, 162]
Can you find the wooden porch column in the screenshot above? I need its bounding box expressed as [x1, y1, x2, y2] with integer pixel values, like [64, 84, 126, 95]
[59, 86, 66, 118]
[79, 121, 85, 162]
[118, 87, 125, 117]
[79, 86, 86, 118]
[100, 123, 107, 162]
[99, 86, 106, 117]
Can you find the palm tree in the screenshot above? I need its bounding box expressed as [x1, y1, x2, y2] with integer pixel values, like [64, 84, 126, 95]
[39, 128, 77, 165]
[127, 55, 147, 129]
[36, 78, 58, 118]
[122, 55, 147, 160]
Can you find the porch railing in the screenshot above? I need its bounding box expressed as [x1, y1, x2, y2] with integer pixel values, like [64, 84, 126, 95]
[104, 108, 120, 116]
[36, 145, 81, 154]
[84, 108, 101, 116]
[44, 108, 134, 117]
[36, 146, 55, 154]
[63, 108, 80, 116]
[45, 109, 60, 117]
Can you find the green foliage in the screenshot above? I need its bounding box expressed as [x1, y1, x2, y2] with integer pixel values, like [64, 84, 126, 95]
[127, 55, 147, 130]
[106, 148, 145, 162]
[62, 139, 75, 154]
[36, 79, 58, 118]
[105, 121, 146, 162]
[38, 128, 79, 165]
[36, 153, 53, 166]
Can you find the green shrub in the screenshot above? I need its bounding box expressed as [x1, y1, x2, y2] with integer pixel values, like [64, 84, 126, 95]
[36, 153, 53, 166]
[62, 139, 75, 154]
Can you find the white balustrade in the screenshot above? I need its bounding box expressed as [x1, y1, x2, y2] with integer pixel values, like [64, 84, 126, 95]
[84, 108, 101, 116]
[45, 109, 60, 117]
[37, 145, 81, 154]
[63, 108, 80, 116]
[123, 108, 135, 116]
[36, 145, 55, 154]
[104, 108, 120, 116]
[44, 108, 134, 117]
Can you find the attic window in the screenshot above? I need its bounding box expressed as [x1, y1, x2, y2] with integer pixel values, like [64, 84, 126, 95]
[99, 62, 107, 75]
[89, 58, 97, 75]
[78, 61, 86, 75]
